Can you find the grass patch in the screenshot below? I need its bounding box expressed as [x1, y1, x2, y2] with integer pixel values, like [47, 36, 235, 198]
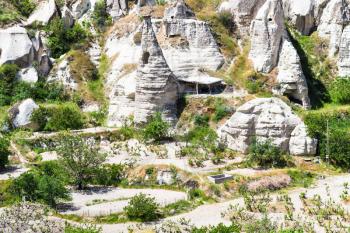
[287, 169, 315, 188]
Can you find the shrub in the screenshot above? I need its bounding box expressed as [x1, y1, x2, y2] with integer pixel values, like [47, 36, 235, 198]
[124, 193, 160, 221]
[287, 170, 314, 188]
[93, 164, 126, 186]
[192, 223, 240, 233]
[184, 126, 217, 149]
[0, 136, 10, 170]
[0, 64, 20, 106]
[194, 114, 209, 127]
[92, 0, 111, 29]
[143, 112, 169, 142]
[64, 224, 101, 233]
[213, 99, 231, 122]
[329, 77, 350, 104]
[247, 139, 290, 168]
[9, 0, 35, 17]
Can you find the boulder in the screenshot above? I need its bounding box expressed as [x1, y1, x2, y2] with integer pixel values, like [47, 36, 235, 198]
[38, 53, 53, 77]
[138, 0, 156, 7]
[26, 0, 58, 26]
[8, 99, 39, 129]
[62, 6, 75, 28]
[274, 39, 311, 109]
[134, 16, 179, 125]
[218, 98, 317, 155]
[338, 24, 350, 76]
[248, 0, 285, 73]
[107, 0, 129, 19]
[0, 26, 34, 67]
[16, 67, 39, 83]
[164, 0, 195, 20]
[317, 0, 349, 56]
[157, 170, 174, 185]
[283, 0, 315, 35]
[47, 59, 78, 90]
[71, 0, 91, 19]
[218, 0, 267, 37]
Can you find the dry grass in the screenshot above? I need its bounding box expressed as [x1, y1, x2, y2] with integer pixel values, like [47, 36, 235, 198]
[247, 174, 292, 192]
[107, 14, 141, 39]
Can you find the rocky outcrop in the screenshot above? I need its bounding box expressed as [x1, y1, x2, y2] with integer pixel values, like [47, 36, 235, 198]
[62, 6, 75, 28]
[8, 99, 39, 129]
[248, 0, 285, 73]
[338, 24, 350, 76]
[138, 0, 156, 7]
[164, 0, 195, 20]
[26, 0, 59, 26]
[16, 67, 39, 83]
[0, 26, 35, 67]
[317, 0, 350, 56]
[47, 59, 78, 90]
[38, 53, 53, 77]
[219, 0, 267, 36]
[134, 17, 179, 125]
[218, 98, 317, 155]
[71, 0, 91, 19]
[283, 0, 315, 35]
[107, 0, 128, 19]
[274, 39, 311, 109]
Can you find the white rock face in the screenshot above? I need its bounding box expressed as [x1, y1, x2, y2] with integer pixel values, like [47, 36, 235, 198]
[26, 0, 58, 26]
[16, 67, 39, 83]
[0, 26, 34, 67]
[47, 59, 78, 90]
[249, 0, 285, 73]
[317, 0, 349, 56]
[219, 0, 267, 36]
[62, 6, 75, 28]
[274, 39, 311, 109]
[134, 17, 179, 125]
[8, 99, 39, 129]
[283, 0, 315, 35]
[337, 24, 350, 76]
[107, 0, 128, 19]
[218, 98, 317, 155]
[72, 0, 91, 19]
[164, 0, 195, 20]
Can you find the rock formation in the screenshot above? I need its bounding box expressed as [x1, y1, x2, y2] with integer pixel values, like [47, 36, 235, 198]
[71, 0, 91, 19]
[47, 59, 78, 90]
[218, 98, 317, 155]
[107, 0, 129, 19]
[248, 0, 285, 73]
[134, 16, 179, 125]
[274, 39, 311, 109]
[62, 6, 75, 28]
[283, 0, 315, 35]
[26, 0, 59, 26]
[164, 0, 195, 20]
[8, 99, 39, 129]
[17, 67, 39, 83]
[338, 25, 350, 76]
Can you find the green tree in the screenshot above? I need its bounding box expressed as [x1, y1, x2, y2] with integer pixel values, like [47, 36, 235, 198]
[143, 112, 170, 142]
[0, 64, 19, 106]
[57, 134, 107, 189]
[124, 193, 160, 221]
[0, 136, 10, 170]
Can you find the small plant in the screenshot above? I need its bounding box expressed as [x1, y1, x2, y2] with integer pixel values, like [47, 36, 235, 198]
[142, 112, 169, 142]
[124, 193, 160, 222]
[0, 136, 10, 170]
[329, 77, 350, 104]
[193, 114, 209, 127]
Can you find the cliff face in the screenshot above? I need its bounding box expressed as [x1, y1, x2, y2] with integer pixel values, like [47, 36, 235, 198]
[134, 17, 179, 125]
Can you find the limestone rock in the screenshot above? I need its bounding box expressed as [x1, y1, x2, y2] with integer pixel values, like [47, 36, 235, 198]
[218, 98, 317, 155]
[164, 0, 195, 20]
[157, 170, 174, 185]
[72, 0, 91, 19]
[47, 59, 78, 90]
[0, 26, 34, 67]
[219, 0, 267, 36]
[16, 67, 39, 83]
[138, 0, 156, 7]
[338, 24, 350, 76]
[62, 6, 75, 28]
[8, 99, 39, 129]
[134, 17, 179, 125]
[38, 53, 53, 77]
[283, 0, 315, 35]
[248, 0, 285, 73]
[274, 39, 311, 109]
[107, 0, 128, 19]
[317, 0, 350, 56]
[26, 0, 58, 26]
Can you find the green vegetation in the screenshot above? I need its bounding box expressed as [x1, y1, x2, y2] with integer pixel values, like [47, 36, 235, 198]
[8, 0, 35, 17]
[0, 1, 21, 26]
[64, 224, 101, 233]
[92, 164, 126, 186]
[9, 161, 70, 207]
[57, 134, 107, 189]
[92, 0, 112, 29]
[212, 98, 231, 122]
[329, 77, 350, 104]
[45, 18, 88, 58]
[287, 170, 315, 188]
[0, 136, 10, 170]
[247, 139, 291, 168]
[31, 103, 86, 131]
[192, 223, 240, 233]
[143, 112, 170, 142]
[124, 193, 160, 221]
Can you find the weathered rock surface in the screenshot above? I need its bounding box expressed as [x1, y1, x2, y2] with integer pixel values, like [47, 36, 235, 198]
[72, 0, 91, 19]
[283, 0, 315, 35]
[107, 0, 128, 19]
[38, 53, 53, 77]
[0, 26, 34, 67]
[138, 0, 156, 7]
[164, 0, 195, 20]
[218, 98, 317, 155]
[26, 0, 58, 26]
[274, 39, 311, 109]
[62, 6, 75, 28]
[248, 0, 285, 73]
[338, 24, 350, 76]
[16, 67, 39, 83]
[8, 99, 39, 129]
[219, 0, 267, 36]
[134, 17, 179, 125]
[47, 59, 78, 90]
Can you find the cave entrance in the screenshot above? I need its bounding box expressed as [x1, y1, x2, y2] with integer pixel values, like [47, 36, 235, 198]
[142, 51, 150, 65]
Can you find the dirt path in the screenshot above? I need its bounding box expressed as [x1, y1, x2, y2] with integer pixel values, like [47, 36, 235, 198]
[99, 174, 350, 233]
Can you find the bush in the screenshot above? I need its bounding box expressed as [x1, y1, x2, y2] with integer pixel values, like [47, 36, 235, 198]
[92, 0, 111, 29]
[192, 223, 240, 233]
[247, 139, 290, 168]
[143, 112, 169, 142]
[329, 77, 350, 104]
[64, 224, 101, 233]
[124, 193, 160, 221]
[194, 114, 209, 127]
[93, 164, 126, 186]
[9, 0, 35, 17]
[46, 18, 87, 58]
[0, 136, 10, 170]
[184, 126, 217, 149]
[31, 103, 86, 132]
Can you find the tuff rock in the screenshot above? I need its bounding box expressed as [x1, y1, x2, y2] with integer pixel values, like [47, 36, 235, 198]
[274, 39, 311, 109]
[338, 24, 350, 76]
[164, 0, 195, 20]
[25, 0, 59, 26]
[71, 0, 91, 19]
[107, 0, 129, 19]
[47, 59, 78, 90]
[218, 98, 317, 155]
[248, 0, 285, 73]
[8, 99, 39, 129]
[16, 67, 39, 83]
[134, 17, 179, 125]
[62, 6, 75, 28]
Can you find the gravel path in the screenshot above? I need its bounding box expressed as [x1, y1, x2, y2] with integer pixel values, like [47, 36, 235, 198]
[99, 174, 350, 233]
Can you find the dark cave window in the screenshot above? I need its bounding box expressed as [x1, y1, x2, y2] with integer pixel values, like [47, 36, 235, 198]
[142, 51, 150, 65]
[268, 18, 272, 22]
